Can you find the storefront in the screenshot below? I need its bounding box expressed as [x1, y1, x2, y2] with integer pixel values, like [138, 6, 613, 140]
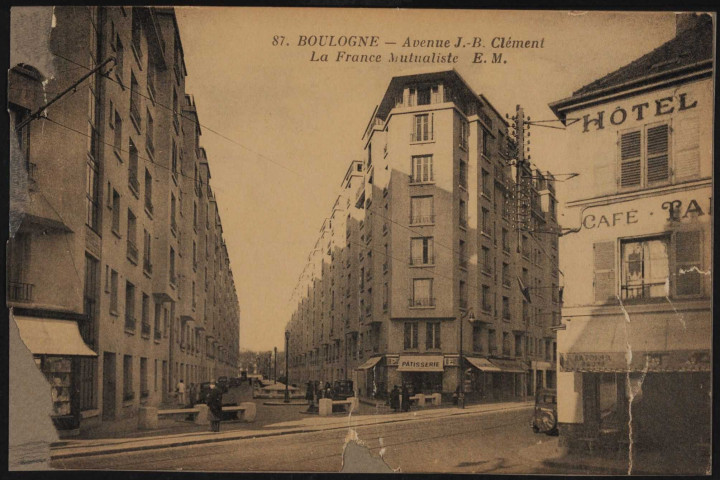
[14, 314, 98, 433]
[397, 355, 444, 395]
[356, 356, 385, 399]
[465, 357, 527, 402]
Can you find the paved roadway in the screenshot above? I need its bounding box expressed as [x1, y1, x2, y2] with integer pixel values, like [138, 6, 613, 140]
[52, 406, 565, 473]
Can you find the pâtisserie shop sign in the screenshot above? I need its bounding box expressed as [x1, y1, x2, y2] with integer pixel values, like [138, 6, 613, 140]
[581, 92, 697, 133]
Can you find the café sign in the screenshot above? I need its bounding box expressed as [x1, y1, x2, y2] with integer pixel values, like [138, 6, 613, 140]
[398, 355, 444, 372]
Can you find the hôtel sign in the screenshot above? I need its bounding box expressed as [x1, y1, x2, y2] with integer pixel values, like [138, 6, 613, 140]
[581, 190, 711, 230]
[581, 92, 697, 133]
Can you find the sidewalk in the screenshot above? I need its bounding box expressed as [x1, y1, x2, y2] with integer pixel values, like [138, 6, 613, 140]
[51, 400, 533, 460]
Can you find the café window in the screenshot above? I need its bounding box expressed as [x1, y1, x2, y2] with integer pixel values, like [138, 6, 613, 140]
[619, 123, 669, 190]
[620, 236, 669, 300]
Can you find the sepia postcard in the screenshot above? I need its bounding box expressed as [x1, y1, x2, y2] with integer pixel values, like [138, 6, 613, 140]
[6, 6, 715, 474]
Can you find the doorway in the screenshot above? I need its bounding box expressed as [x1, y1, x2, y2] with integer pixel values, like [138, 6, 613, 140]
[102, 352, 116, 420]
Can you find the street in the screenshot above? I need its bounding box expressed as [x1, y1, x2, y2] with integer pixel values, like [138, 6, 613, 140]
[51, 405, 567, 473]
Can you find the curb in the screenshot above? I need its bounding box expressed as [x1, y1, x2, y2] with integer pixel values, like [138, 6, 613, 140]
[51, 403, 533, 461]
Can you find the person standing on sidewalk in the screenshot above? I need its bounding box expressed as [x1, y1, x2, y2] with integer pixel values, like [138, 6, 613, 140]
[401, 384, 410, 412]
[390, 385, 400, 412]
[207, 381, 223, 432]
[176, 379, 186, 406]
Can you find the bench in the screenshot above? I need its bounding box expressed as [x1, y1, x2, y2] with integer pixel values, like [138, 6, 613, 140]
[139, 402, 256, 429]
[318, 397, 359, 416]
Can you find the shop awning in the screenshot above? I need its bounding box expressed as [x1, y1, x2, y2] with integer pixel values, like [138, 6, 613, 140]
[357, 356, 382, 370]
[15, 316, 97, 357]
[559, 314, 711, 373]
[465, 357, 502, 372]
[488, 358, 528, 373]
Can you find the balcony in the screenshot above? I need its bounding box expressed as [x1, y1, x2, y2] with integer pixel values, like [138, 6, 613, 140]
[141, 321, 151, 338]
[127, 240, 139, 264]
[410, 130, 434, 143]
[125, 314, 136, 332]
[409, 297, 436, 308]
[410, 214, 435, 225]
[8, 282, 33, 302]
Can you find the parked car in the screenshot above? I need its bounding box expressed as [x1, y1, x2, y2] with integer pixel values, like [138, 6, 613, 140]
[332, 380, 354, 400]
[531, 389, 558, 435]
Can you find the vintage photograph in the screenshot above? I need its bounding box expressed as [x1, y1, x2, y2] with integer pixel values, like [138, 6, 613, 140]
[6, 6, 714, 474]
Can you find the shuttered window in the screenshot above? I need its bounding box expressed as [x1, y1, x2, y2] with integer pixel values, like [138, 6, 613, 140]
[675, 230, 703, 296]
[620, 130, 641, 188]
[646, 124, 669, 184]
[619, 123, 670, 189]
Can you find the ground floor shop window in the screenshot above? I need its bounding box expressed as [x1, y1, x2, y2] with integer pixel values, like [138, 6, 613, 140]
[402, 372, 442, 395]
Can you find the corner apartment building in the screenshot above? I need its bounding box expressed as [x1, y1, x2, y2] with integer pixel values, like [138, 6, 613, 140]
[287, 70, 561, 403]
[549, 13, 712, 454]
[8, 6, 240, 435]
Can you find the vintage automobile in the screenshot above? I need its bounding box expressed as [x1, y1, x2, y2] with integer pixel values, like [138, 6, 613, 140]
[531, 389, 558, 435]
[332, 380, 355, 400]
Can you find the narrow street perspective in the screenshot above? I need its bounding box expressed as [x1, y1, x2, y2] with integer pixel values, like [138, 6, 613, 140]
[6, 6, 714, 476]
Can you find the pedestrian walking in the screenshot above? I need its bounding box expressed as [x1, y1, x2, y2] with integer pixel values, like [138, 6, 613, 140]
[324, 382, 332, 400]
[176, 379, 186, 406]
[207, 381, 223, 432]
[390, 385, 400, 412]
[305, 381, 314, 405]
[401, 384, 410, 412]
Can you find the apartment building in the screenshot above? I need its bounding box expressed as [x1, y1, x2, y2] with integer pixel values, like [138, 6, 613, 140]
[8, 6, 240, 434]
[287, 70, 561, 403]
[549, 13, 712, 454]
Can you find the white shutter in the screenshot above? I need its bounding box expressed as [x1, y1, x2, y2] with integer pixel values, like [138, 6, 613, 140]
[673, 116, 700, 181]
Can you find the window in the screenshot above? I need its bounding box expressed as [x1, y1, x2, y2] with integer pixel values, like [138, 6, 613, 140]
[619, 123, 670, 189]
[410, 237, 434, 265]
[481, 128, 490, 156]
[131, 10, 143, 61]
[472, 324, 483, 352]
[482, 246, 492, 273]
[110, 269, 119, 313]
[515, 334, 523, 357]
[192, 240, 197, 269]
[459, 160, 467, 188]
[126, 209, 137, 263]
[171, 140, 178, 177]
[141, 230, 151, 275]
[488, 329, 497, 354]
[426, 322, 441, 350]
[146, 109, 154, 154]
[459, 120, 469, 150]
[502, 296, 510, 320]
[411, 155, 433, 182]
[459, 280, 467, 309]
[129, 73, 141, 129]
[383, 283, 388, 310]
[113, 110, 122, 155]
[459, 200, 467, 228]
[412, 113, 433, 142]
[123, 355, 133, 401]
[481, 207, 491, 235]
[502, 332, 511, 356]
[481, 285, 491, 312]
[115, 35, 124, 81]
[86, 158, 100, 231]
[522, 234, 530, 258]
[129, 140, 139, 195]
[140, 172, 152, 217]
[502, 262, 510, 287]
[620, 236, 669, 300]
[404, 322, 419, 349]
[147, 59, 156, 100]
[481, 168, 491, 196]
[170, 194, 177, 233]
[125, 281, 136, 331]
[169, 247, 176, 285]
[411, 278, 434, 307]
[172, 89, 179, 131]
[459, 240, 467, 269]
[193, 202, 198, 229]
[111, 189, 121, 234]
[410, 196, 434, 224]
[141, 293, 150, 337]
[502, 227, 510, 253]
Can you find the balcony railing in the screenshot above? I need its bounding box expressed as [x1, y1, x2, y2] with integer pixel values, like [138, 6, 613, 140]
[410, 255, 434, 266]
[410, 130, 434, 142]
[127, 240, 139, 263]
[409, 297, 436, 307]
[125, 314, 136, 331]
[8, 282, 33, 302]
[410, 215, 435, 225]
[141, 321, 151, 337]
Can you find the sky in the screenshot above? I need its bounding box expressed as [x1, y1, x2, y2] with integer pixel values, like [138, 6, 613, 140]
[173, 8, 678, 351]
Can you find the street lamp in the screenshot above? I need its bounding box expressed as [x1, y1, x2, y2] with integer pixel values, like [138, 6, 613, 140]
[458, 309, 475, 409]
[284, 330, 290, 403]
